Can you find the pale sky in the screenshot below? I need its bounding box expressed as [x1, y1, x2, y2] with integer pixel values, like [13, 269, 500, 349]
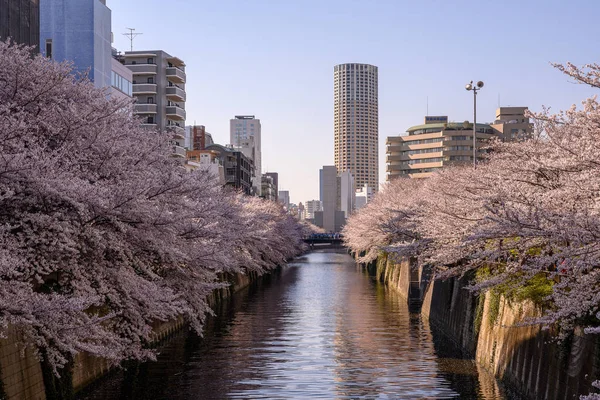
[108, 0, 599, 205]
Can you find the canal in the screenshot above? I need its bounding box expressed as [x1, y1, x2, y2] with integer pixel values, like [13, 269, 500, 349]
[78, 251, 513, 399]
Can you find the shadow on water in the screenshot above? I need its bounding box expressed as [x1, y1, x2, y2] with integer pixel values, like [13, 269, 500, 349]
[78, 252, 516, 400]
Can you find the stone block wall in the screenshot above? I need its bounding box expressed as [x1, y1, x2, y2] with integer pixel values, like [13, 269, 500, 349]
[0, 325, 45, 400]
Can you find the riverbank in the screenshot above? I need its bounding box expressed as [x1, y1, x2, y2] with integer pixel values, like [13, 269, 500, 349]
[363, 252, 600, 399]
[0, 268, 278, 400]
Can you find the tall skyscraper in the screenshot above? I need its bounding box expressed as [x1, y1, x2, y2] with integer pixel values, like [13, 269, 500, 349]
[334, 63, 379, 193]
[0, 0, 40, 51]
[230, 115, 261, 196]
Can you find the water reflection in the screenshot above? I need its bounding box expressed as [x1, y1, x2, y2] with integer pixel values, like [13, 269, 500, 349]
[79, 251, 512, 400]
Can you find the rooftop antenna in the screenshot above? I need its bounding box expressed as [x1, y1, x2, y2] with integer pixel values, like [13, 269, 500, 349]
[123, 28, 142, 52]
[498, 93, 501, 108]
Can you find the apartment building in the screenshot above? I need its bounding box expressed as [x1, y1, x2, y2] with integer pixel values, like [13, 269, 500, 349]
[124, 50, 186, 157]
[490, 107, 532, 142]
[265, 172, 279, 201]
[261, 175, 277, 201]
[185, 149, 225, 184]
[0, 0, 40, 51]
[334, 63, 379, 193]
[386, 108, 532, 180]
[204, 144, 253, 195]
[305, 200, 322, 220]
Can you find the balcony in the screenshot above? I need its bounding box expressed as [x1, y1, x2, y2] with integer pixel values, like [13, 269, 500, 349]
[140, 122, 158, 129]
[134, 104, 157, 114]
[126, 64, 157, 75]
[166, 86, 186, 102]
[132, 84, 157, 95]
[166, 106, 186, 121]
[166, 67, 186, 83]
[167, 124, 186, 140]
[172, 145, 186, 158]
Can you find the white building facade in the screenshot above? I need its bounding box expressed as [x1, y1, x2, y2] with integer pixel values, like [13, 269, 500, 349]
[230, 115, 261, 196]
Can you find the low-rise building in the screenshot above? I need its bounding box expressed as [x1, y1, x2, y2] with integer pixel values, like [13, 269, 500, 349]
[204, 144, 253, 195]
[186, 149, 225, 184]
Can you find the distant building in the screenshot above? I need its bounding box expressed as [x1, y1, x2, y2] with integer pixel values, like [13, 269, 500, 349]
[184, 125, 214, 150]
[40, 0, 112, 88]
[355, 184, 374, 210]
[186, 149, 225, 184]
[339, 171, 355, 218]
[265, 172, 279, 201]
[205, 144, 253, 195]
[305, 200, 322, 220]
[318, 166, 348, 232]
[298, 202, 305, 220]
[386, 109, 532, 180]
[123, 50, 187, 158]
[261, 174, 277, 201]
[230, 115, 261, 196]
[490, 107, 533, 142]
[278, 190, 290, 210]
[0, 0, 40, 51]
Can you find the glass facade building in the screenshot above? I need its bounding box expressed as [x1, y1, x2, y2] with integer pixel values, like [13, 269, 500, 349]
[0, 0, 40, 52]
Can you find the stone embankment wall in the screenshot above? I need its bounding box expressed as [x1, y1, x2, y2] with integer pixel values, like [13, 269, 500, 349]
[0, 270, 261, 400]
[368, 253, 600, 399]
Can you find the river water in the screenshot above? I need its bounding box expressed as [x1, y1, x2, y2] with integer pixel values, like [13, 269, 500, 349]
[79, 251, 513, 399]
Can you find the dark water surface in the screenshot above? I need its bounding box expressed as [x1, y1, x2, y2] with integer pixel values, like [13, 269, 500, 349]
[79, 251, 514, 399]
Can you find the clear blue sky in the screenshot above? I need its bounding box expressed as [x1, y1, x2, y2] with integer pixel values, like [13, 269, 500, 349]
[108, 0, 599, 205]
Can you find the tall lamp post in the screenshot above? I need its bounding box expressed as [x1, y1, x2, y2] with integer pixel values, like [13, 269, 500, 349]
[465, 80, 484, 167]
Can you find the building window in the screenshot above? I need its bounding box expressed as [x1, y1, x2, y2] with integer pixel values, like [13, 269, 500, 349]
[147, 97, 154, 104]
[147, 77, 154, 84]
[147, 58, 154, 64]
[45, 39, 52, 59]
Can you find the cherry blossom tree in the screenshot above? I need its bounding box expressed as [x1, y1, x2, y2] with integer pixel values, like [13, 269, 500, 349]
[0, 41, 306, 374]
[344, 62, 600, 340]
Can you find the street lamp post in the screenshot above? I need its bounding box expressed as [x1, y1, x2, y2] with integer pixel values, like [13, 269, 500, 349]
[465, 80, 484, 168]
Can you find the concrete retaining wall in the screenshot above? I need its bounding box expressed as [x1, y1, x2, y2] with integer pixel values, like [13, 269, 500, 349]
[0, 269, 263, 400]
[0, 326, 46, 400]
[366, 253, 600, 399]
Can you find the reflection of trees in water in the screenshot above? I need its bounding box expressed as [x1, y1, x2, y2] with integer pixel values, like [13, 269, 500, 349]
[79, 252, 510, 400]
[331, 272, 458, 398]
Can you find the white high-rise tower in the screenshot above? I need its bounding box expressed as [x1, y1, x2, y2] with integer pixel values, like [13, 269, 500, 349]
[334, 63, 379, 192]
